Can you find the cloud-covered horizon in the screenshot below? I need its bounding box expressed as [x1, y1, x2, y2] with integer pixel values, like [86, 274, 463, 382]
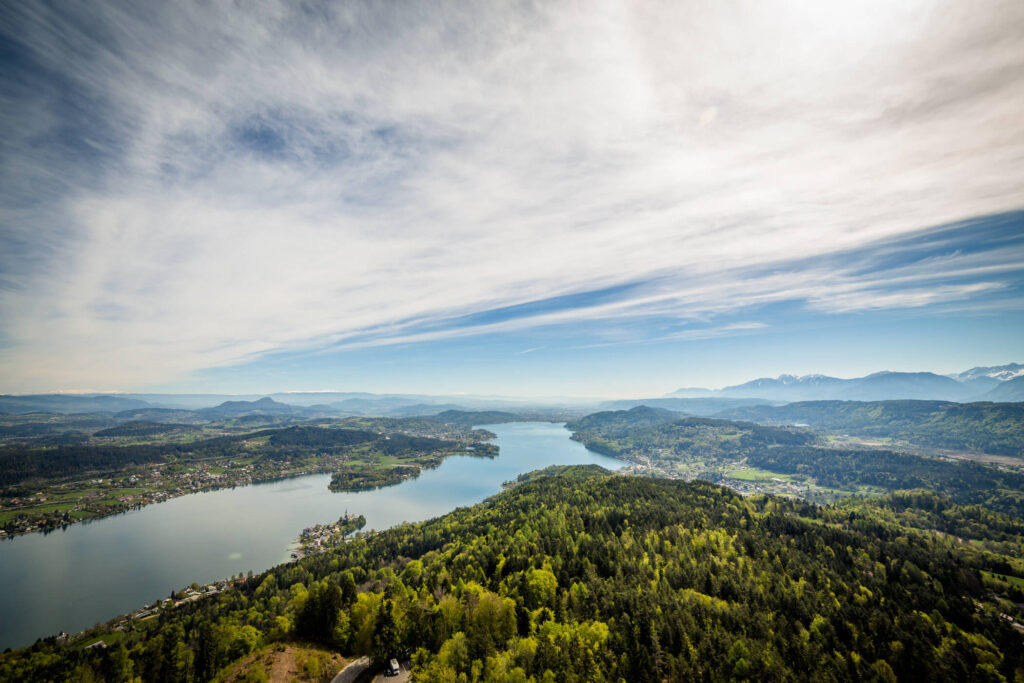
[1, 0, 1023, 392]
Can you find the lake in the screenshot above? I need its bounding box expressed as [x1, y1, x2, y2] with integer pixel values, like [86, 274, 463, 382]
[0, 422, 620, 650]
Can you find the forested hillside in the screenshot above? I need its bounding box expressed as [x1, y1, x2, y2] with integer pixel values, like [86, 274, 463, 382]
[0, 427, 453, 487]
[745, 447, 1024, 517]
[567, 408, 1024, 510]
[565, 405, 678, 437]
[717, 401, 1024, 457]
[426, 410, 521, 426]
[4, 467, 1023, 682]
[566, 411, 814, 458]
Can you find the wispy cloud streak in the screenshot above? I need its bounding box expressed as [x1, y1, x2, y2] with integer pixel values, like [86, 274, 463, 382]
[0, 1, 1022, 390]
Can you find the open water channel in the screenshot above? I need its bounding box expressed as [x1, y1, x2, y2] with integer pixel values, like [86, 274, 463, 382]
[0, 422, 621, 650]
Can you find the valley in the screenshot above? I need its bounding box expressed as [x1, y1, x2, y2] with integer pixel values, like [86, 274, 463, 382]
[3, 392, 1024, 680]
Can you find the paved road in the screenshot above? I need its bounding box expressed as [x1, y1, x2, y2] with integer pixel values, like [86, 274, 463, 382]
[331, 656, 371, 683]
[372, 663, 411, 682]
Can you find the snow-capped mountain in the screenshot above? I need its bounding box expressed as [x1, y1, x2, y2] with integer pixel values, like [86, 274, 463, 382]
[666, 364, 1024, 402]
[951, 363, 1024, 382]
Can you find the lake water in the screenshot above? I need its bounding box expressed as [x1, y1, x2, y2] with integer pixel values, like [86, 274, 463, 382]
[0, 422, 620, 650]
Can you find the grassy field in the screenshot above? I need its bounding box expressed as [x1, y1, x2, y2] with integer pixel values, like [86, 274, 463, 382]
[726, 467, 792, 481]
[81, 632, 124, 648]
[985, 571, 1024, 588]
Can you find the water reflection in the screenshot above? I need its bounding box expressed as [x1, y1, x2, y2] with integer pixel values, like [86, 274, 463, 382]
[0, 422, 619, 649]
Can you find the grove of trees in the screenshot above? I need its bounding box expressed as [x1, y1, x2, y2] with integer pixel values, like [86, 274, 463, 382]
[4, 466, 1023, 682]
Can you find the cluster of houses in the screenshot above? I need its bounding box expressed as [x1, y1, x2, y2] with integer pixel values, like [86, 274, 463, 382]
[291, 513, 364, 560]
[618, 454, 834, 501]
[999, 612, 1024, 632]
[1, 462, 268, 537]
[108, 581, 233, 634]
[58, 578, 252, 651]
[726, 476, 813, 498]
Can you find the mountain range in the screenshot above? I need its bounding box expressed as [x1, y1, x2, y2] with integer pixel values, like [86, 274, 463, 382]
[0, 393, 487, 417]
[668, 364, 1024, 403]
[1, 363, 1022, 417]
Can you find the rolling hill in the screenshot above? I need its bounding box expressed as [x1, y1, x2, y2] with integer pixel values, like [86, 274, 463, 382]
[716, 400, 1024, 457]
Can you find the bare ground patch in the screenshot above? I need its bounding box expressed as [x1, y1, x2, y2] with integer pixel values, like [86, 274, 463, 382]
[218, 643, 347, 683]
[928, 449, 1024, 468]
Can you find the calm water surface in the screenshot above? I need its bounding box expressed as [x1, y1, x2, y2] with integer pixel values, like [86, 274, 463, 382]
[0, 422, 620, 650]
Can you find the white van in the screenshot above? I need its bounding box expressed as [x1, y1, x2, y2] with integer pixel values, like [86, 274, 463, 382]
[386, 658, 400, 676]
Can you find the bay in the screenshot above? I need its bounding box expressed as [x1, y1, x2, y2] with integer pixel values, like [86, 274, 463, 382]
[0, 422, 620, 650]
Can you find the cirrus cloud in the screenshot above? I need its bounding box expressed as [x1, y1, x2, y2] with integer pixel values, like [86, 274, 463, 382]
[0, 0, 1022, 392]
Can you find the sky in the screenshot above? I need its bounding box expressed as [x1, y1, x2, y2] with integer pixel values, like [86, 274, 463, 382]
[1, 0, 1022, 398]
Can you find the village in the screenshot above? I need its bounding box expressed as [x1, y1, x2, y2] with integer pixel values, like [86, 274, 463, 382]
[290, 512, 367, 560]
[51, 512, 371, 653]
[0, 453, 352, 538]
[59, 575, 260, 652]
[617, 451, 873, 503]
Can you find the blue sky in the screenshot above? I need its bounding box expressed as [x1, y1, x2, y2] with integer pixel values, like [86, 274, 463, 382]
[1, 1, 1022, 397]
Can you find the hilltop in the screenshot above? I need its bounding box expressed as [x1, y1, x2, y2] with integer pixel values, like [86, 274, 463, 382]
[4, 467, 1023, 681]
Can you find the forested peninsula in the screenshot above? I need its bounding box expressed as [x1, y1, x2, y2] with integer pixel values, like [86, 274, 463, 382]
[0, 419, 494, 538]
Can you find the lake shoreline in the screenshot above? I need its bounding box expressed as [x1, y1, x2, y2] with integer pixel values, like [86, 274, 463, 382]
[0, 422, 621, 650]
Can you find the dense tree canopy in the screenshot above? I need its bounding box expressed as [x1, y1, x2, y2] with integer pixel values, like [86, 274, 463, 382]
[4, 467, 1023, 682]
[566, 412, 814, 459]
[568, 408, 1024, 517]
[746, 446, 1024, 517]
[0, 427, 458, 487]
[720, 401, 1024, 457]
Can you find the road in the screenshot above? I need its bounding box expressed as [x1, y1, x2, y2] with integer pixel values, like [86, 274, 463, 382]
[331, 656, 371, 683]
[373, 664, 411, 682]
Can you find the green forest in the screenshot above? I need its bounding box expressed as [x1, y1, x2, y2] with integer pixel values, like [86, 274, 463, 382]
[718, 401, 1024, 457]
[4, 467, 1024, 682]
[567, 408, 1024, 510]
[567, 409, 814, 459]
[745, 447, 1024, 517]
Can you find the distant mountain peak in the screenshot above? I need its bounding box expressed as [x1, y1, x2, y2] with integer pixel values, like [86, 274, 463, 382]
[862, 370, 935, 379]
[211, 396, 281, 408]
[727, 374, 841, 390]
[198, 396, 311, 417]
[708, 369, 977, 402]
[775, 373, 837, 384]
[953, 363, 1024, 381]
[665, 387, 714, 398]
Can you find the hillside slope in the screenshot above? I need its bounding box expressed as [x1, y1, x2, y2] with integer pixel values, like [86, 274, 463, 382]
[985, 376, 1024, 402]
[717, 400, 1024, 457]
[5, 468, 1023, 681]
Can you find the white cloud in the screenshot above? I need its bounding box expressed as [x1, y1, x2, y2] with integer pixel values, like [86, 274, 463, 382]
[1, 0, 1022, 391]
[806, 282, 1006, 313]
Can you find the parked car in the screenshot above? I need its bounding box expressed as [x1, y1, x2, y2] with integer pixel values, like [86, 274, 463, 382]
[385, 658, 400, 676]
